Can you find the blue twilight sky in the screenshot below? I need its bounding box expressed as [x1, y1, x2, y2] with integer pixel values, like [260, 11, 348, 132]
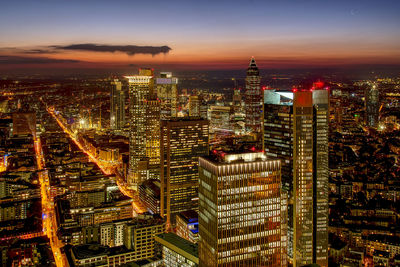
[0, 0, 399, 69]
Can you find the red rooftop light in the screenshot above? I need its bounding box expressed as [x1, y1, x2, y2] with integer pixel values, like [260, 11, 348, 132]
[314, 81, 324, 88]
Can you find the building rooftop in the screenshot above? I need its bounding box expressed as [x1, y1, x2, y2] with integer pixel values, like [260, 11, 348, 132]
[178, 210, 198, 224]
[202, 151, 269, 164]
[71, 244, 109, 260]
[155, 233, 198, 263]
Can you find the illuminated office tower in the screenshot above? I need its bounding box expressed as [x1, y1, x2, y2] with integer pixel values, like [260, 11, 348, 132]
[160, 118, 209, 228]
[145, 99, 161, 179]
[199, 152, 286, 267]
[189, 95, 200, 117]
[264, 89, 329, 267]
[110, 79, 125, 130]
[126, 68, 160, 189]
[292, 91, 314, 266]
[245, 57, 263, 134]
[365, 84, 379, 128]
[312, 89, 329, 267]
[156, 72, 178, 120]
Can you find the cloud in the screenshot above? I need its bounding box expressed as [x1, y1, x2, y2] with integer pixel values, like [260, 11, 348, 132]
[0, 55, 81, 64]
[52, 43, 172, 56]
[21, 49, 58, 54]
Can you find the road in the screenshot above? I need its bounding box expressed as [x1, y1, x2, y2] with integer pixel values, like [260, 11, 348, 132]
[46, 106, 146, 214]
[34, 137, 69, 267]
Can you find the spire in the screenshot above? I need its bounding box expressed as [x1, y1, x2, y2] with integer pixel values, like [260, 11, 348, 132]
[249, 56, 257, 68]
[247, 56, 259, 75]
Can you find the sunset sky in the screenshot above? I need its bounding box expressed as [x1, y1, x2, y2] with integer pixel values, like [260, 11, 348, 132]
[1, 0, 399, 70]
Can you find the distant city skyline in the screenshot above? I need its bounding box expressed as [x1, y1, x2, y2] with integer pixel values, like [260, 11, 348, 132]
[0, 0, 399, 70]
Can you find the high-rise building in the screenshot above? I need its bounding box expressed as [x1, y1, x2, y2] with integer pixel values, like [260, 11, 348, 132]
[198, 152, 286, 267]
[156, 72, 178, 120]
[292, 91, 314, 266]
[145, 99, 161, 179]
[312, 90, 329, 267]
[12, 111, 36, 137]
[365, 84, 379, 128]
[263, 89, 329, 267]
[125, 69, 160, 189]
[189, 95, 200, 117]
[160, 117, 209, 228]
[110, 79, 125, 130]
[245, 57, 263, 134]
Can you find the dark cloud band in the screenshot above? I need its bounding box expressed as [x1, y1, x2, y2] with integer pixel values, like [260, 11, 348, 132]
[0, 55, 81, 64]
[52, 43, 171, 56]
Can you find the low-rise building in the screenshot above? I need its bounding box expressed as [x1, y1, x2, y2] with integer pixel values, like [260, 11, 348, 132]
[155, 232, 198, 267]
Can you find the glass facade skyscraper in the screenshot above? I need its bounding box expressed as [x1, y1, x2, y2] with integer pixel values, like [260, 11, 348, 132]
[126, 69, 160, 189]
[264, 89, 329, 267]
[160, 117, 209, 228]
[110, 79, 125, 130]
[245, 57, 263, 135]
[365, 84, 379, 128]
[156, 72, 178, 120]
[199, 152, 286, 267]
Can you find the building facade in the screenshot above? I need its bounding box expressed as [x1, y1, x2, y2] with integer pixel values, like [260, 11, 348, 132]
[155, 233, 199, 267]
[110, 79, 125, 130]
[160, 118, 209, 228]
[263, 89, 329, 267]
[126, 69, 160, 189]
[365, 84, 379, 128]
[156, 72, 178, 120]
[199, 152, 286, 267]
[244, 57, 262, 134]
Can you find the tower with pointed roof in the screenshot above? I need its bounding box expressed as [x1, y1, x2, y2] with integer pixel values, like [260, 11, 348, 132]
[245, 57, 263, 135]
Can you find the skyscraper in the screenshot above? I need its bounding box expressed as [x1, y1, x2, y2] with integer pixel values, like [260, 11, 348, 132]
[110, 79, 125, 130]
[312, 89, 329, 267]
[189, 95, 200, 117]
[245, 57, 263, 134]
[125, 68, 160, 189]
[156, 72, 178, 120]
[160, 117, 209, 229]
[263, 88, 329, 267]
[199, 152, 286, 267]
[293, 91, 314, 266]
[365, 84, 379, 128]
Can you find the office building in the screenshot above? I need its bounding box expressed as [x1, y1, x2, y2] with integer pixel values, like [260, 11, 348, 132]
[123, 214, 165, 260]
[245, 57, 262, 134]
[263, 89, 329, 267]
[125, 69, 160, 189]
[110, 79, 125, 130]
[155, 233, 199, 267]
[156, 72, 178, 120]
[160, 118, 209, 228]
[365, 84, 379, 128]
[198, 152, 286, 266]
[176, 210, 199, 243]
[189, 96, 200, 117]
[139, 179, 161, 215]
